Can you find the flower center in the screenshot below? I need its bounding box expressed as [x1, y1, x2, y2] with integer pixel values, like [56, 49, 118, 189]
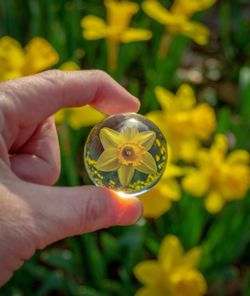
[117, 143, 145, 166]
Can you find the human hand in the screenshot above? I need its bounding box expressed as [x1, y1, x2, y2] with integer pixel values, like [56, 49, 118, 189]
[0, 70, 142, 286]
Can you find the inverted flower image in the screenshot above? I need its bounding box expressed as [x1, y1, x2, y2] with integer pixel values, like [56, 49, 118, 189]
[96, 126, 157, 186]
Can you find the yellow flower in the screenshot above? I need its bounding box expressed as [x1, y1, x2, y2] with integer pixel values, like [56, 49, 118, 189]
[182, 134, 250, 213]
[134, 235, 207, 296]
[146, 84, 216, 162]
[140, 154, 184, 218]
[142, 0, 216, 45]
[55, 105, 106, 129]
[0, 36, 59, 81]
[96, 126, 157, 186]
[59, 61, 80, 71]
[80, 0, 152, 70]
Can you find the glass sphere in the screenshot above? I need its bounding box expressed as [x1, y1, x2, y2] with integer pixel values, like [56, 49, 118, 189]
[84, 113, 167, 196]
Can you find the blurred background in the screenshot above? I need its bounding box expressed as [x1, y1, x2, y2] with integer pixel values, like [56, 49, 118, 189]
[0, 0, 250, 295]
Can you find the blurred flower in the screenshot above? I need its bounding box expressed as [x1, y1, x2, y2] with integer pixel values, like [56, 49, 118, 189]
[134, 234, 207, 296]
[146, 84, 216, 162]
[55, 105, 106, 129]
[182, 134, 250, 213]
[59, 61, 80, 70]
[0, 36, 59, 81]
[96, 126, 157, 186]
[139, 149, 185, 218]
[142, 0, 215, 46]
[81, 0, 152, 70]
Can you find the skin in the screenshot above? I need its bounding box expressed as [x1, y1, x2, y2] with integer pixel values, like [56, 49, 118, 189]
[0, 70, 142, 286]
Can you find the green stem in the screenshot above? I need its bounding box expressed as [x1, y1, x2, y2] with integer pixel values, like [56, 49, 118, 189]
[107, 40, 119, 71]
[158, 33, 172, 59]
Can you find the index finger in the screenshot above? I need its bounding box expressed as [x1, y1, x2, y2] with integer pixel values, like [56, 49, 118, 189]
[0, 70, 140, 125]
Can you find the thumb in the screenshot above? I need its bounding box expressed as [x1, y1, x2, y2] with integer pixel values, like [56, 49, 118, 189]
[22, 183, 143, 250]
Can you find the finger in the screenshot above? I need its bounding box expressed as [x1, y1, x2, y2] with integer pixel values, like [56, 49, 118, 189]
[10, 117, 60, 185]
[21, 184, 143, 249]
[0, 70, 140, 127]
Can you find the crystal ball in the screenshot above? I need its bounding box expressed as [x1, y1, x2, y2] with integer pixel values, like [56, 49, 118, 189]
[84, 113, 167, 196]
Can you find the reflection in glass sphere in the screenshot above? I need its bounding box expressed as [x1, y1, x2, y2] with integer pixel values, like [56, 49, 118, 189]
[84, 113, 167, 196]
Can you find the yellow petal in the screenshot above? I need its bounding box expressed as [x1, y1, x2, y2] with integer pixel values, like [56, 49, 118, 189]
[60, 61, 80, 70]
[227, 150, 250, 165]
[96, 148, 119, 171]
[211, 134, 228, 159]
[191, 103, 216, 140]
[172, 270, 207, 296]
[159, 179, 181, 201]
[120, 126, 139, 142]
[0, 36, 25, 70]
[182, 247, 202, 269]
[146, 111, 167, 136]
[176, 84, 196, 109]
[54, 109, 66, 124]
[172, 0, 216, 18]
[142, 0, 173, 25]
[121, 28, 152, 43]
[182, 171, 209, 197]
[137, 131, 156, 151]
[137, 152, 157, 175]
[24, 37, 59, 74]
[181, 21, 210, 45]
[155, 86, 174, 111]
[99, 127, 121, 148]
[162, 164, 185, 179]
[118, 165, 135, 186]
[135, 287, 165, 296]
[133, 260, 160, 285]
[139, 186, 172, 218]
[81, 15, 108, 40]
[205, 190, 225, 214]
[159, 235, 184, 269]
[105, 0, 138, 29]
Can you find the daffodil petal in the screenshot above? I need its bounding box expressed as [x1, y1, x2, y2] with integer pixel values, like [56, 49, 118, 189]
[137, 152, 157, 175]
[182, 171, 209, 197]
[118, 165, 135, 186]
[121, 28, 152, 43]
[120, 126, 139, 141]
[159, 235, 184, 269]
[81, 15, 108, 39]
[100, 127, 121, 148]
[162, 164, 184, 179]
[140, 186, 172, 218]
[137, 131, 156, 151]
[182, 21, 210, 45]
[176, 84, 196, 109]
[146, 111, 167, 136]
[182, 246, 202, 269]
[96, 148, 119, 172]
[155, 86, 174, 111]
[24, 37, 59, 74]
[142, 0, 173, 25]
[135, 287, 165, 296]
[227, 150, 250, 165]
[159, 179, 181, 201]
[60, 61, 80, 70]
[172, 0, 216, 17]
[133, 260, 161, 285]
[205, 190, 225, 214]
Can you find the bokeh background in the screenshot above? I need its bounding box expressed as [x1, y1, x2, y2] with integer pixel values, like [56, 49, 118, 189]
[0, 0, 250, 295]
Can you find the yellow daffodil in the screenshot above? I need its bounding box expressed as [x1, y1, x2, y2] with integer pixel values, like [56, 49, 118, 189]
[146, 84, 216, 162]
[134, 234, 207, 296]
[80, 0, 152, 70]
[182, 134, 250, 213]
[142, 0, 215, 56]
[140, 149, 185, 218]
[55, 105, 106, 129]
[59, 61, 80, 71]
[96, 126, 157, 186]
[0, 36, 59, 81]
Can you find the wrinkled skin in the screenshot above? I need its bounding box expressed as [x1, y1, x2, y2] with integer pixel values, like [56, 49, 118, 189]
[0, 70, 142, 286]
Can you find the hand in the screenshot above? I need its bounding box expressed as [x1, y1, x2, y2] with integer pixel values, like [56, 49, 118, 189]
[0, 70, 142, 286]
